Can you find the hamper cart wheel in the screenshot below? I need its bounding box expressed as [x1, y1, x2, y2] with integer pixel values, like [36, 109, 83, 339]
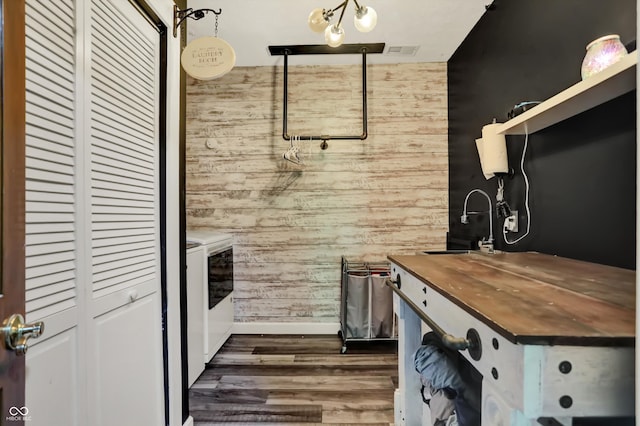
[341, 345, 347, 354]
[337, 330, 343, 339]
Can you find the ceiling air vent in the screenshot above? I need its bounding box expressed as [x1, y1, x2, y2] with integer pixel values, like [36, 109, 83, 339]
[386, 46, 419, 56]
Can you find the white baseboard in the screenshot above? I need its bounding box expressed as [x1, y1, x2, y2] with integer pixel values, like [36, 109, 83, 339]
[232, 322, 341, 335]
[182, 415, 194, 426]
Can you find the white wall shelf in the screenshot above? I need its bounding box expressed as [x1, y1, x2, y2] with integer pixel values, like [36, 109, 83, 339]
[496, 51, 637, 135]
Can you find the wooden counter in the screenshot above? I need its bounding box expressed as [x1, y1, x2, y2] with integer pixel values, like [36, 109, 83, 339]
[388, 251, 635, 347]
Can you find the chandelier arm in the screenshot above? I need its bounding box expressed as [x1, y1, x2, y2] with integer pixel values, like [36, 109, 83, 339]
[335, 0, 349, 27]
[329, 0, 349, 15]
[173, 6, 222, 38]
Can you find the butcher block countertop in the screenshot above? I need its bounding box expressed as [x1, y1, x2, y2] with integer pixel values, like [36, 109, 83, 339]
[387, 251, 636, 347]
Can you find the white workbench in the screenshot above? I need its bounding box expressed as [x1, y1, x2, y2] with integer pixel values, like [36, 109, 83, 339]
[388, 252, 635, 426]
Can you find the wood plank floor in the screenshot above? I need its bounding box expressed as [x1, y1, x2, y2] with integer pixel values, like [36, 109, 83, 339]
[190, 334, 398, 425]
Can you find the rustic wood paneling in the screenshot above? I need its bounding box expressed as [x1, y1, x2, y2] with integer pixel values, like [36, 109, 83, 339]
[186, 62, 448, 324]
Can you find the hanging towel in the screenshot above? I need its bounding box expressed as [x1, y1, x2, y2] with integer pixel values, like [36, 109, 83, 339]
[414, 332, 482, 426]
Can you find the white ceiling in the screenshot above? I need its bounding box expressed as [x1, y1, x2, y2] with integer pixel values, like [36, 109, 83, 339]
[185, 0, 489, 66]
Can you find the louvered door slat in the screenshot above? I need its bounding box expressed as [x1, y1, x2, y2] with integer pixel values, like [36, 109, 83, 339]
[93, 269, 155, 293]
[25, 223, 75, 235]
[90, 181, 154, 197]
[92, 16, 153, 78]
[93, 254, 156, 275]
[91, 121, 154, 154]
[27, 0, 74, 38]
[26, 289, 76, 313]
[28, 299, 76, 321]
[27, 146, 74, 168]
[26, 212, 75, 224]
[91, 3, 154, 86]
[92, 85, 155, 128]
[92, 134, 154, 165]
[92, 145, 154, 174]
[91, 49, 154, 98]
[92, 233, 155, 248]
[91, 197, 155, 209]
[26, 231, 75, 246]
[92, 161, 154, 182]
[92, 12, 154, 77]
[27, 114, 74, 140]
[26, 75, 74, 106]
[26, 168, 74, 185]
[92, 0, 153, 56]
[27, 103, 74, 127]
[92, 240, 155, 257]
[27, 241, 75, 257]
[92, 220, 155, 231]
[26, 91, 74, 119]
[26, 260, 75, 280]
[42, 0, 74, 25]
[92, 98, 154, 134]
[91, 58, 154, 107]
[26, 251, 75, 269]
[26, 180, 74, 195]
[26, 43, 73, 85]
[93, 274, 154, 299]
[93, 245, 155, 263]
[25, 9, 73, 54]
[27, 125, 75, 150]
[27, 156, 74, 176]
[93, 228, 155, 241]
[91, 67, 154, 118]
[92, 178, 154, 197]
[26, 200, 74, 213]
[92, 188, 154, 203]
[27, 270, 75, 291]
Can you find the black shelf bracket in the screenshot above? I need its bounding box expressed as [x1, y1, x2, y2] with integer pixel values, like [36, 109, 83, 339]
[173, 5, 221, 38]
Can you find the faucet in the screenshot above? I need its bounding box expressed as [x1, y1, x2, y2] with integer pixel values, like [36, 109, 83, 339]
[461, 189, 494, 254]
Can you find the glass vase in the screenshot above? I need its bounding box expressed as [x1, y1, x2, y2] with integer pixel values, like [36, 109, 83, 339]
[581, 34, 628, 80]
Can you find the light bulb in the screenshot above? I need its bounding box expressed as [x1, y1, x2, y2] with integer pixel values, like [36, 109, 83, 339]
[354, 6, 377, 32]
[324, 24, 345, 47]
[308, 8, 330, 33]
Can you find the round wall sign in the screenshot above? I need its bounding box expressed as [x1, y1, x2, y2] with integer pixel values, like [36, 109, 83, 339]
[181, 36, 236, 80]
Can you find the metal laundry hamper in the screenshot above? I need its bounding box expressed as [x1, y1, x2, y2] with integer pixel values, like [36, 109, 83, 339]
[339, 257, 397, 353]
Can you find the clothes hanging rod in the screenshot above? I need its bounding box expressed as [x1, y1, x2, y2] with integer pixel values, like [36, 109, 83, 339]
[268, 43, 385, 56]
[271, 43, 385, 142]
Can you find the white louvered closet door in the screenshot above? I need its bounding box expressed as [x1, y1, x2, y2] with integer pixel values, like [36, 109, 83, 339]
[25, 1, 82, 425]
[25, 0, 164, 425]
[87, 1, 163, 425]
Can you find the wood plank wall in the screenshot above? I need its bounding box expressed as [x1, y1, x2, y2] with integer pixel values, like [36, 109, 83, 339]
[186, 62, 448, 324]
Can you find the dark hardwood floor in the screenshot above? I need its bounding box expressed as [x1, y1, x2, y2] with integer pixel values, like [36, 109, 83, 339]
[189, 334, 398, 425]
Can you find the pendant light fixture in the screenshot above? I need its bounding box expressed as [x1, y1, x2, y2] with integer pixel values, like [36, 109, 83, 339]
[308, 0, 378, 48]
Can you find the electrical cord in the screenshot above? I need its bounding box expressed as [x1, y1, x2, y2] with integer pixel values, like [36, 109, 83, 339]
[503, 124, 531, 245]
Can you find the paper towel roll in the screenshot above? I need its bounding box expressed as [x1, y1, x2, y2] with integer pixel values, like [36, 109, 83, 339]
[478, 123, 508, 179]
[475, 138, 494, 180]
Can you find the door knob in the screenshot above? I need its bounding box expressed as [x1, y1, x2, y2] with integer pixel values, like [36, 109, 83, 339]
[1, 314, 44, 356]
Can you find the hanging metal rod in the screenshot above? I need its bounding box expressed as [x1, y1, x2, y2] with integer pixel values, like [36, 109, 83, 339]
[173, 5, 222, 38]
[269, 43, 384, 142]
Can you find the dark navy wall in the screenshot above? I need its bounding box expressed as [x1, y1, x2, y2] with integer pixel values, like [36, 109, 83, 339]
[447, 0, 636, 269]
